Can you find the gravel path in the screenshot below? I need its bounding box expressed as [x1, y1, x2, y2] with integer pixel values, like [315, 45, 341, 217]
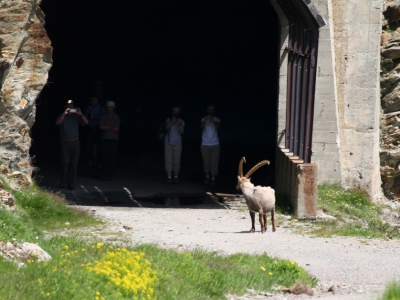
[86, 205, 400, 300]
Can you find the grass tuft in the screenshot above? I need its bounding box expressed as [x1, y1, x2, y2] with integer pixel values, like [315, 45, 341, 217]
[12, 185, 100, 231]
[312, 184, 400, 239]
[380, 281, 400, 300]
[135, 244, 316, 299]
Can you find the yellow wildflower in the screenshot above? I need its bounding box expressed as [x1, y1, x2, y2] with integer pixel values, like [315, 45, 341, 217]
[46, 292, 50, 296]
[268, 272, 273, 276]
[86, 248, 157, 299]
[290, 261, 295, 265]
[96, 292, 100, 296]
[81, 248, 86, 252]
[64, 245, 69, 250]
[260, 266, 265, 271]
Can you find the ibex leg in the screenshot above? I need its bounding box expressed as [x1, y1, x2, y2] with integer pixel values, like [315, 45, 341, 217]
[263, 214, 267, 232]
[271, 208, 276, 232]
[249, 211, 255, 233]
[259, 213, 265, 233]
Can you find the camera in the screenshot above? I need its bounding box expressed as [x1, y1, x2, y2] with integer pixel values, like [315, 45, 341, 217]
[69, 109, 76, 113]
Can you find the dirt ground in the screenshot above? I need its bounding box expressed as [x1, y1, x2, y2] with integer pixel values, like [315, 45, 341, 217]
[72, 203, 400, 300]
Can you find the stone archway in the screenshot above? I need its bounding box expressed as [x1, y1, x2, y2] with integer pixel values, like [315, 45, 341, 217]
[0, 0, 323, 211]
[0, 0, 384, 209]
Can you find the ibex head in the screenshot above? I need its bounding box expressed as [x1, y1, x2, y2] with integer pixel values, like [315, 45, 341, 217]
[236, 157, 270, 191]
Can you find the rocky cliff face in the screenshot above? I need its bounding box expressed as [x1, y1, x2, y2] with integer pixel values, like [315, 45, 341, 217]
[0, 0, 52, 183]
[380, 1, 400, 199]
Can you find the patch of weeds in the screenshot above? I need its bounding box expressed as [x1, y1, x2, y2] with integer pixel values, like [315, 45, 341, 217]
[0, 176, 11, 191]
[385, 23, 397, 33]
[12, 184, 101, 231]
[0, 240, 157, 300]
[380, 281, 400, 300]
[313, 184, 400, 239]
[0, 204, 38, 243]
[0, 239, 315, 300]
[135, 244, 317, 299]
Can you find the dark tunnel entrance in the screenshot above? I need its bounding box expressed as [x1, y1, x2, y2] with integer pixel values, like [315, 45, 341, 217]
[31, 0, 280, 202]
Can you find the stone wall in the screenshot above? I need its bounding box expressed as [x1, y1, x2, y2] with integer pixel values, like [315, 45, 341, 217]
[380, 0, 400, 199]
[0, 0, 52, 181]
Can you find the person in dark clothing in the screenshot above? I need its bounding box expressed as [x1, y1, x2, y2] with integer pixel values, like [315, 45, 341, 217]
[86, 97, 105, 168]
[55, 100, 88, 190]
[99, 101, 120, 181]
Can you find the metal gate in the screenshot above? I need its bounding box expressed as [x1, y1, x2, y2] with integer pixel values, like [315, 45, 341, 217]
[278, 0, 326, 163]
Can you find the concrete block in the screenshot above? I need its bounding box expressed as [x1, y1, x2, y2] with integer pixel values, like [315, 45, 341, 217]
[314, 100, 338, 111]
[318, 39, 334, 52]
[347, 1, 371, 24]
[319, 29, 332, 40]
[317, 60, 334, 77]
[314, 120, 339, 131]
[314, 108, 339, 122]
[315, 74, 336, 94]
[312, 142, 340, 152]
[369, 1, 383, 25]
[312, 131, 338, 143]
[296, 163, 317, 218]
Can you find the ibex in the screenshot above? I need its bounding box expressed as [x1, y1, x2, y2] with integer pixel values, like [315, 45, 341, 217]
[236, 157, 276, 233]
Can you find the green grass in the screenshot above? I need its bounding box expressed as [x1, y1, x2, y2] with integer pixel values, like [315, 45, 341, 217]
[312, 184, 400, 239]
[0, 182, 316, 299]
[385, 23, 397, 33]
[136, 244, 316, 299]
[0, 184, 100, 243]
[12, 185, 100, 230]
[0, 240, 316, 300]
[381, 281, 400, 300]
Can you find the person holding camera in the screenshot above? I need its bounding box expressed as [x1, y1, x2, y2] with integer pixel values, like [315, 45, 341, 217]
[55, 99, 88, 190]
[201, 104, 221, 187]
[164, 106, 185, 184]
[99, 101, 120, 181]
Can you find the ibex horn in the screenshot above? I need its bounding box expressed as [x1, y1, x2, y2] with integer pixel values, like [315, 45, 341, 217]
[244, 160, 270, 178]
[238, 157, 246, 177]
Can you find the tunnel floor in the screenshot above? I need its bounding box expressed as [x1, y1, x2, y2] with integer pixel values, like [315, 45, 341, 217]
[32, 137, 276, 207]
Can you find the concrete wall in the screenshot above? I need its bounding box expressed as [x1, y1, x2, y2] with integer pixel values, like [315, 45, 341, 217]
[270, 0, 288, 149]
[312, 0, 341, 183]
[271, 0, 382, 201]
[331, 0, 382, 201]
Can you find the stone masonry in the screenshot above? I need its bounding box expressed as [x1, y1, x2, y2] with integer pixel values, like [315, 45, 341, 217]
[380, 0, 400, 199]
